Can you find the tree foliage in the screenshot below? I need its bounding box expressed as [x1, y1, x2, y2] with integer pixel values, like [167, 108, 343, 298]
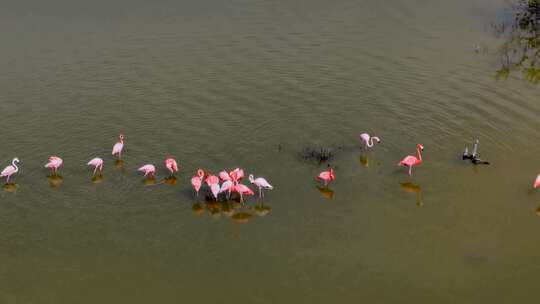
[496, 0, 540, 83]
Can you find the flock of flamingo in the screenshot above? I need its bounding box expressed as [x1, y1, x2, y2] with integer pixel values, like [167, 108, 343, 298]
[2, 133, 540, 199]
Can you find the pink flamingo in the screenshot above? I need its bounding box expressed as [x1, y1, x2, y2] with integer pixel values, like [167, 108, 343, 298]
[44, 156, 63, 175]
[249, 174, 273, 198]
[398, 144, 424, 176]
[87, 157, 104, 176]
[165, 158, 179, 175]
[233, 183, 254, 203]
[220, 180, 234, 199]
[219, 170, 232, 182]
[1, 158, 20, 184]
[205, 174, 220, 186]
[112, 134, 124, 159]
[359, 133, 381, 148]
[191, 169, 205, 197]
[210, 183, 221, 201]
[534, 174, 540, 189]
[229, 168, 245, 182]
[138, 164, 156, 177]
[317, 166, 335, 186]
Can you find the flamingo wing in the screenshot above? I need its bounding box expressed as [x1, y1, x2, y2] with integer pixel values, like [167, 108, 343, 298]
[255, 177, 273, 189]
[399, 156, 417, 166]
[1, 165, 15, 176]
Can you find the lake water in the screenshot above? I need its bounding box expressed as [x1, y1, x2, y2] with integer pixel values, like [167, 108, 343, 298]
[1, 0, 540, 303]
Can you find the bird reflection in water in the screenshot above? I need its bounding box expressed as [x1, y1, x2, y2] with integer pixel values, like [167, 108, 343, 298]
[91, 174, 104, 184]
[535, 206, 540, 217]
[255, 202, 271, 217]
[400, 182, 423, 207]
[2, 183, 18, 193]
[47, 175, 64, 188]
[114, 159, 125, 170]
[164, 176, 177, 185]
[231, 211, 253, 224]
[143, 176, 157, 186]
[359, 154, 369, 167]
[192, 202, 205, 216]
[191, 198, 266, 224]
[316, 185, 335, 200]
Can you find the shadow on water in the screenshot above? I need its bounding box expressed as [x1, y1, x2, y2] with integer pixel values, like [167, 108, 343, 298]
[91, 174, 104, 184]
[164, 176, 177, 185]
[3, 183, 18, 193]
[493, 0, 540, 83]
[316, 185, 335, 200]
[400, 182, 424, 207]
[359, 154, 370, 168]
[143, 176, 157, 186]
[191, 198, 270, 224]
[47, 175, 64, 188]
[114, 159, 125, 170]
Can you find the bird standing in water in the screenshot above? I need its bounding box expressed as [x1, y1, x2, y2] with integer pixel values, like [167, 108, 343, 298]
[164, 158, 179, 176]
[398, 144, 424, 176]
[112, 134, 124, 159]
[87, 157, 104, 176]
[44, 156, 63, 175]
[249, 174, 273, 199]
[317, 166, 335, 186]
[138, 164, 156, 177]
[1, 158, 20, 184]
[359, 133, 381, 149]
[191, 169, 205, 197]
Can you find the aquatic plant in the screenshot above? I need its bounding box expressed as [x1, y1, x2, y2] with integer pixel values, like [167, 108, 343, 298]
[301, 144, 334, 163]
[495, 0, 540, 83]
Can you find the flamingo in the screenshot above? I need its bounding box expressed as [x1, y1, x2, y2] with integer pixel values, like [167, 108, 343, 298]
[229, 168, 245, 182]
[210, 183, 220, 201]
[359, 133, 381, 148]
[205, 174, 220, 186]
[398, 144, 424, 176]
[233, 183, 254, 203]
[165, 158, 179, 175]
[138, 164, 156, 177]
[87, 157, 104, 176]
[219, 170, 232, 182]
[191, 169, 205, 197]
[220, 180, 234, 199]
[534, 174, 540, 189]
[44, 156, 63, 175]
[317, 166, 335, 186]
[249, 174, 273, 199]
[1, 158, 20, 184]
[112, 134, 124, 159]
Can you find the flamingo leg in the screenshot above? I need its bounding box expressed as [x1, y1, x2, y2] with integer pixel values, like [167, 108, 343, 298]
[6, 175, 10, 184]
[408, 166, 412, 176]
[93, 166, 98, 176]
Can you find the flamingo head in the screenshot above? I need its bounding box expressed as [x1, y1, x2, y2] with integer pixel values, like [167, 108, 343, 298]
[119, 134, 125, 141]
[417, 144, 424, 151]
[13, 157, 20, 163]
[197, 169, 205, 179]
[372, 136, 381, 143]
[248, 174, 254, 183]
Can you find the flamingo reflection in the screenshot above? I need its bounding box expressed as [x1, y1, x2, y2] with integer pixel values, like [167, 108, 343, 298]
[399, 182, 423, 207]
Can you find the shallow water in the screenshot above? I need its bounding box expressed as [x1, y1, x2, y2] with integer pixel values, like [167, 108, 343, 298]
[1, 0, 540, 303]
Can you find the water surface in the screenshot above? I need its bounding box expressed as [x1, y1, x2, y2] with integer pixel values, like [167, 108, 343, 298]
[1, 0, 540, 303]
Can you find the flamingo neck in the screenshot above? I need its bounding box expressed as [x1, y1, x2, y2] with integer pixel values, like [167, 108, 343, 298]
[12, 160, 19, 172]
[416, 148, 423, 162]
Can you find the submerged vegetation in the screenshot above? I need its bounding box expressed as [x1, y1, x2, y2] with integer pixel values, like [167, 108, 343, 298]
[495, 0, 540, 83]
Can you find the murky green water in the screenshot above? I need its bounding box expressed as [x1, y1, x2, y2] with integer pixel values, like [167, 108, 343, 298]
[1, 0, 540, 303]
